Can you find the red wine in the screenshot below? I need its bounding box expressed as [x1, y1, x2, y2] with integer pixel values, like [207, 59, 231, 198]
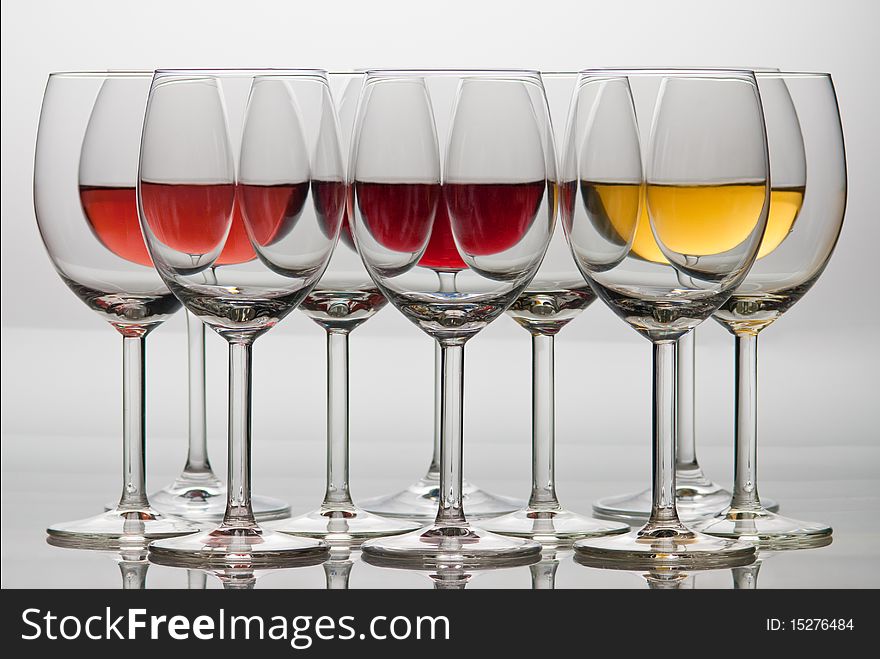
[80, 186, 153, 267]
[355, 182, 440, 253]
[311, 179, 346, 244]
[239, 182, 310, 247]
[355, 181, 466, 271]
[444, 181, 545, 256]
[419, 202, 466, 270]
[217, 196, 257, 265]
[139, 182, 257, 265]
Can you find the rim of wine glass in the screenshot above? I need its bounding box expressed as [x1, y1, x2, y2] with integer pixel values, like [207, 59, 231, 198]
[543, 66, 781, 76]
[364, 68, 542, 79]
[578, 67, 759, 78]
[755, 71, 832, 79]
[48, 70, 153, 78]
[152, 67, 329, 78]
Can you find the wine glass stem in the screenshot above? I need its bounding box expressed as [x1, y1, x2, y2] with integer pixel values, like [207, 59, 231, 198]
[731, 331, 763, 511]
[220, 339, 258, 530]
[528, 333, 559, 509]
[675, 330, 699, 473]
[182, 311, 212, 476]
[324, 562, 353, 590]
[118, 334, 149, 511]
[645, 339, 683, 529]
[187, 570, 207, 589]
[529, 560, 558, 590]
[425, 341, 442, 480]
[434, 340, 466, 526]
[732, 561, 762, 589]
[322, 328, 353, 508]
[118, 562, 148, 590]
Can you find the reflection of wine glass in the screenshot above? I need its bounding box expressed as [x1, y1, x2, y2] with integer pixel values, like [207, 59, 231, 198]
[35, 72, 198, 546]
[271, 72, 418, 544]
[324, 545, 355, 589]
[574, 551, 727, 589]
[567, 69, 769, 568]
[141, 69, 341, 567]
[352, 70, 554, 566]
[46, 537, 151, 589]
[362, 552, 533, 589]
[529, 548, 567, 589]
[694, 73, 845, 549]
[483, 73, 628, 545]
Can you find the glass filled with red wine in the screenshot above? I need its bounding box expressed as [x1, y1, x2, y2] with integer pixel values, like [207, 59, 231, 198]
[83, 73, 290, 525]
[269, 72, 420, 544]
[140, 69, 343, 567]
[352, 70, 556, 567]
[34, 71, 199, 547]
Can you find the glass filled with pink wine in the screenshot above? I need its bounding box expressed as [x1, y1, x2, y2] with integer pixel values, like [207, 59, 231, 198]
[352, 70, 556, 568]
[140, 69, 343, 568]
[34, 71, 199, 547]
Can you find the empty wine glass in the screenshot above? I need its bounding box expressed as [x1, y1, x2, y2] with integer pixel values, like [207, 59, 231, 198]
[694, 72, 846, 548]
[141, 69, 342, 567]
[566, 68, 769, 568]
[352, 70, 555, 566]
[34, 71, 198, 547]
[481, 73, 628, 545]
[271, 72, 419, 544]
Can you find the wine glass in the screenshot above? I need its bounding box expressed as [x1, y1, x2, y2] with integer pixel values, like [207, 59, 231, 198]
[87, 75, 288, 524]
[34, 71, 199, 547]
[566, 68, 769, 568]
[591, 65, 786, 523]
[694, 72, 846, 548]
[141, 69, 342, 567]
[481, 72, 628, 545]
[352, 70, 555, 566]
[271, 72, 419, 543]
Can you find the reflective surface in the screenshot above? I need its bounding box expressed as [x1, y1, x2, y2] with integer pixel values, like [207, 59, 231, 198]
[2, 323, 875, 587]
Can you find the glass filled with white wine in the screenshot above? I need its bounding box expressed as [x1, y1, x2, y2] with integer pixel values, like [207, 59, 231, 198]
[694, 72, 846, 548]
[564, 69, 769, 568]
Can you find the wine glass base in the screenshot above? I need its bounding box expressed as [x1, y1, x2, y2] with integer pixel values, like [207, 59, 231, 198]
[269, 506, 421, 546]
[592, 486, 778, 522]
[573, 527, 756, 570]
[481, 507, 629, 546]
[148, 527, 329, 569]
[106, 485, 290, 522]
[47, 507, 200, 550]
[360, 477, 522, 521]
[693, 507, 832, 549]
[360, 524, 542, 569]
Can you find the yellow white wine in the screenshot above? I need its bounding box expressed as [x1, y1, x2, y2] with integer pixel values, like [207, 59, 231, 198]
[581, 182, 803, 262]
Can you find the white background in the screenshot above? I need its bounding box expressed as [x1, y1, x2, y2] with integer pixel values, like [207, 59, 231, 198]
[1, 0, 878, 587]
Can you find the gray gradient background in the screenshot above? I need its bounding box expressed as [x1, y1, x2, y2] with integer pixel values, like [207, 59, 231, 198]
[1, 0, 878, 587]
